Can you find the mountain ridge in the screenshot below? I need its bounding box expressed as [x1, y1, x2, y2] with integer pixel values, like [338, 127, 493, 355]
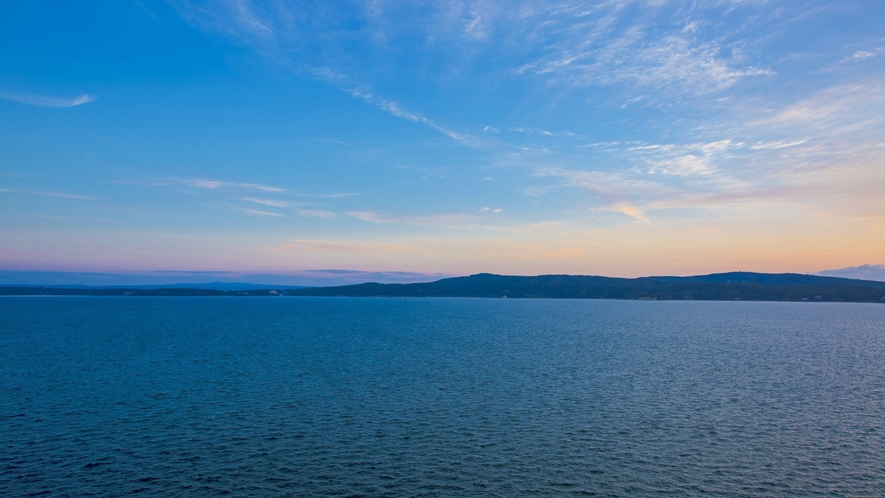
[284, 272, 885, 302]
[2, 272, 885, 302]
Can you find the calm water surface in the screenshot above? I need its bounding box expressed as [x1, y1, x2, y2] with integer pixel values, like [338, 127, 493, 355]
[1, 297, 884, 496]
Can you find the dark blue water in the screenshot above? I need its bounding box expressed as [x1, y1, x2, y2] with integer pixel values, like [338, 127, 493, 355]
[1, 297, 884, 496]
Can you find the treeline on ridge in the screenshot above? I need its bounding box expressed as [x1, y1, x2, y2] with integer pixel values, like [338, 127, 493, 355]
[4, 272, 883, 302]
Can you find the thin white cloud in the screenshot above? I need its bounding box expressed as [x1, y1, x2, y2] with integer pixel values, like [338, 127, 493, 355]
[136, 178, 357, 217]
[512, 127, 578, 138]
[526, 29, 773, 95]
[271, 238, 414, 254]
[0, 188, 95, 200]
[175, 1, 488, 148]
[535, 166, 670, 228]
[241, 196, 295, 207]
[505, 3, 777, 101]
[0, 91, 95, 108]
[239, 207, 284, 217]
[346, 88, 485, 148]
[347, 211, 395, 223]
[753, 82, 885, 129]
[625, 140, 743, 178]
[175, 179, 353, 198]
[345, 210, 478, 229]
[175, 177, 285, 192]
[30, 214, 115, 223]
[750, 140, 808, 150]
[533, 162, 753, 227]
[246, 60, 466, 150]
[603, 203, 668, 232]
[166, 0, 885, 231]
[301, 192, 359, 199]
[295, 209, 338, 219]
[229, 0, 273, 37]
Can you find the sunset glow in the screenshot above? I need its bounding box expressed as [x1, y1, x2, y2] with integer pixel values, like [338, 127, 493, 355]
[2, 1, 883, 280]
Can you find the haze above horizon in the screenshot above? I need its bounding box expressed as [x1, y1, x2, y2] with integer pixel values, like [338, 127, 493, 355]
[1, 1, 883, 277]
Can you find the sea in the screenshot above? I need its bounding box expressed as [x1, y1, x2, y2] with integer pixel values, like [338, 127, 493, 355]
[1, 296, 883, 497]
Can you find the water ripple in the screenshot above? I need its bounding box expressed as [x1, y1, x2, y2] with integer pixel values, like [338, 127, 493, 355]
[1, 297, 884, 496]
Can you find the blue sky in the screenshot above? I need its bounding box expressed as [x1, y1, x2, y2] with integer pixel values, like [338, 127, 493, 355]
[1, 0, 884, 279]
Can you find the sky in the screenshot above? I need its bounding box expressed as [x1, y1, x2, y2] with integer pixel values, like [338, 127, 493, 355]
[1, 0, 884, 281]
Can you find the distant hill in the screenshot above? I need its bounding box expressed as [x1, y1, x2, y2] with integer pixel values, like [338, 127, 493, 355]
[2, 272, 885, 302]
[284, 272, 885, 302]
[818, 264, 885, 282]
[651, 271, 885, 287]
[6, 282, 304, 291]
[0, 287, 275, 297]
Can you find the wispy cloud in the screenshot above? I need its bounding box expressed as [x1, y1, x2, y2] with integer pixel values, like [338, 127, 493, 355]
[168, 0, 787, 153]
[0, 188, 95, 200]
[512, 127, 578, 138]
[30, 214, 115, 223]
[173, 177, 286, 192]
[603, 203, 668, 232]
[150, 177, 356, 198]
[241, 196, 296, 208]
[518, 18, 773, 99]
[853, 50, 878, 60]
[624, 140, 740, 177]
[238, 207, 284, 217]
[752, 82, 885, 131]
[536, 166, 673, 203]
[533, 165, 677, 229]
[301, 192, 359, 199]
[295, 209, 338, 219]
[750, 140, 808, 150]
[165, 0, 885, 243]
[174, 1, 490, 147]
[271, 239, 413, 254]
[346, 211, 395, 223]
[0, 91, 95, 108]
[332, 82, 485, 148]
[303, 268, 452, 282]
[344, 210, 480, 229]
[129, 177, 361, 218]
